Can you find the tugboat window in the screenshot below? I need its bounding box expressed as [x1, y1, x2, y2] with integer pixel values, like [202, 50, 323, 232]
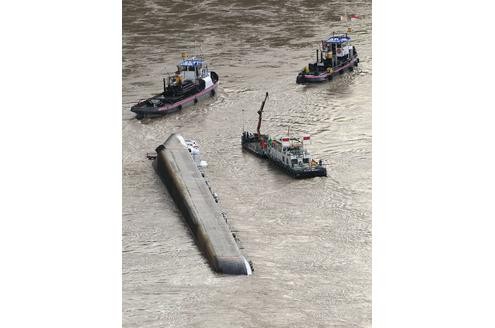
[303, 158, 309, 163]
[291, 159, 298, 165]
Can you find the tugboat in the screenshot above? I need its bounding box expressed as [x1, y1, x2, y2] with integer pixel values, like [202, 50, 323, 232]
[241, 92, 327, 178]
[131, 53, 219, 119]
[296, 32, 359, 84]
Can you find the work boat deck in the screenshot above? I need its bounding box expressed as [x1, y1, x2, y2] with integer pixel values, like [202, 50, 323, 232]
[131, 56, 219, 118]
[296, 32, 359, 84]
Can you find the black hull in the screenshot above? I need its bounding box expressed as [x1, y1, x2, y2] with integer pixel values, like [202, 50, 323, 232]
[296, 57, 359, 84]
[131, 72, 219, 118]
[241, 138, 327, 179]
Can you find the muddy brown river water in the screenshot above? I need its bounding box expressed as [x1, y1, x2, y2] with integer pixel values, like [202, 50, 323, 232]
[123, 1, 371, 327]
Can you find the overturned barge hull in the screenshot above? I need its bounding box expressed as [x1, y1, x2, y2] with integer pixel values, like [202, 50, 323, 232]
[154, 134, 252, 275]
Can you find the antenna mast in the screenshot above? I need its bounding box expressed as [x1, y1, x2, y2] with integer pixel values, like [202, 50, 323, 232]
[242, 107, 245, 132]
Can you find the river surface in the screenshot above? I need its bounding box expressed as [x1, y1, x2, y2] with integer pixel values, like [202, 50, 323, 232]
[123, 1, 371, 327]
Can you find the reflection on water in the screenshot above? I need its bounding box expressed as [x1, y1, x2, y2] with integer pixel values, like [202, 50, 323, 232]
[123, 1, 371, 327]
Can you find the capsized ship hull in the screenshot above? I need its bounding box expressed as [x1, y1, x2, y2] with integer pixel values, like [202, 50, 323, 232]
[154, 134, 252, 275]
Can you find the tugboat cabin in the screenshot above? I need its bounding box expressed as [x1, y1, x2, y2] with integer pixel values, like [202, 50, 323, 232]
[308, 33, 356, 72]
[322, 34, 356, 68]
[162, 56, 214, 96]
[177, 57, 210, 82]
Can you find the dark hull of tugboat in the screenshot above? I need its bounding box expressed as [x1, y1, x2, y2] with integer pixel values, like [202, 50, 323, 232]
[296, 57, 359, 84]
[241, 139, 327, 179]
[131, 72, 219, 119]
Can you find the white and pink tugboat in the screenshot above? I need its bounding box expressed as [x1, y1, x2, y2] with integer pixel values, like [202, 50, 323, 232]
[296, 32, 359, 84]
[131, 54, 219, 119]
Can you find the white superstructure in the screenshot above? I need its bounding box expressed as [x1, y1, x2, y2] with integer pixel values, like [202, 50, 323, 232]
[266, 135, 318, 169]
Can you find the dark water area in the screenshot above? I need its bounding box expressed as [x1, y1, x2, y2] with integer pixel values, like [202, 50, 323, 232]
[123, 1, 371, 327]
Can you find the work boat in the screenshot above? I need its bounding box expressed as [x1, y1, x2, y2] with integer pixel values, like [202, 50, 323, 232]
[241, 93, 327, 179]
[296, 32, 359, 84]
[131, 54, 219, 119]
